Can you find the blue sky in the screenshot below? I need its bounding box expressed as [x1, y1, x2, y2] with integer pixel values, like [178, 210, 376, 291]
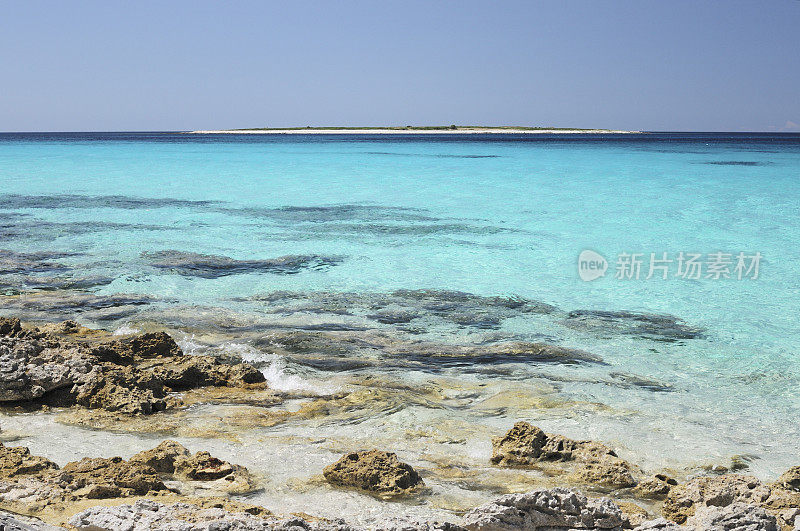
[1, 0, 798, 132]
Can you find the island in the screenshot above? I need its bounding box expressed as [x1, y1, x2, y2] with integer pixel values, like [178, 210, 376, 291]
[188, 125, 638, 134]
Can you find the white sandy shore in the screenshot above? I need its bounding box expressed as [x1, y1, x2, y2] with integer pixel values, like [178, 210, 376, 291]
[189, 128, 637, 135]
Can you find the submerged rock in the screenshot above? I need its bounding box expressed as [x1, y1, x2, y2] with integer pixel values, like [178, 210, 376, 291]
[462, 487, 626, 530]
[0, 319, 265, 415]
[490, 422, 636, 488]
[563, 310, 704, 342]
[143, 250, 343, 278]
[323, 450, 424, 495]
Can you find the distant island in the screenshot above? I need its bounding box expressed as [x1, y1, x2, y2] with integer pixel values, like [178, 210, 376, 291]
[189, 125, 637, 134]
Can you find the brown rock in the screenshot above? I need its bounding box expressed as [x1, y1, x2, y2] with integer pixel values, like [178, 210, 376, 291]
[323, 450, 424, 495]
[130, 440, 255, 493]
[663, 474, 772, 524]
[0, 318, 22, 337]
[633, 473, 678, 499]
[0, 318, 266, 416]
[778, 466, 800, 492]
[491, 422, 636, 488]
[59, 456, 167, 498]
[0, 443, 59, 478]
[129, 440, 190, 473]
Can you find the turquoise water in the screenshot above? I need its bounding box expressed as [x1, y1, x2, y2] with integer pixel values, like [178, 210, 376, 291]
[1, 132, 800, 521]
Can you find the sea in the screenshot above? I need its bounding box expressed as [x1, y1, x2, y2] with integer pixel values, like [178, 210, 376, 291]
[0, 131, 798, 523]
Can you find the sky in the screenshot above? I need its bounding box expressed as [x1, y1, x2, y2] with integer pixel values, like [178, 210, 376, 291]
[1, 0, 798, 132]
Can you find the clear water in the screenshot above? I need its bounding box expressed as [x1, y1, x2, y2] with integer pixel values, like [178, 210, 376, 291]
[1, 132, 799, 523]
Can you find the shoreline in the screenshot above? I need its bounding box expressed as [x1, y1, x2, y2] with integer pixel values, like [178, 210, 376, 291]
[188, 127, 638, 135]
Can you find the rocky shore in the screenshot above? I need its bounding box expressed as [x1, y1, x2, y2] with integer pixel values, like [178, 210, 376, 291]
[0, 317, 798, 530]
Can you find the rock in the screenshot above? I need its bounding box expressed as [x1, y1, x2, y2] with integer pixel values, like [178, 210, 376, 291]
[0, 509, 64, 530]
[323, 450, 424, 495]
[490, 422, 636, 488]
[129, 440, 255, 493]
[632, 518, 684, 530]
[0, 443, 59, 478]
[462, 487, 627, 530]
[69, 499, 351, 531]
[687, 502, 777, 530]
[129, 440, 191, 473]
[633, 474, 678, 499]
[58, 456, 167, 498]
[777, 466, 800, 492]
[0, 440, 258, 516]
[0, 319, 265, 415]
[0, 318, 22, 337]
[662, 474, 800, 527]
[779, 508, 800, 530]
[616, 501, 650, 528]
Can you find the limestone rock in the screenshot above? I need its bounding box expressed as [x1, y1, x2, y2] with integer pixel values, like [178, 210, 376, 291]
[777, 466, 800, 492]
[69, 499, 352, 531]
[490, 422, 636, 488]
[323, 450, 424, 495]
[58, 456, 167, 498]
[129, 439, 191, 473]
[687, 502, 777, 530]
[129, 440, 256, 494]
[662, 473, 800, 527]
[0, 509, 64, 530]
[0, 443, 59, 478]
[462, 487, 626, 530]
[0, 319, 265, 415]
[633, 474, 678, 499]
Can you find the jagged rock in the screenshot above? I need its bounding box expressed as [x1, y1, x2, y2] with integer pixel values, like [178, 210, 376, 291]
[379, 518, 466, 531]
[0, 319, 265, 415]
[58, 456, 167, 498]
[462, 487, 626, 530]
[662, 474, 800, 526]
[777, 466, 800, 492]
[130, 440, 256, 493]
[490, 422, 636, 488]
[323, 450, 424, 495]
[0, 318, 22, 337]
[687, 502, 777, 530]
[0, 444, 59, 478]
[69, 499, 351, 531]
[0, 509, 64, 530]
[632, 474, 678, 499]
[0, 440, 258, 512]
[632, 518, 684, 529]
[129, 440, 191, 473]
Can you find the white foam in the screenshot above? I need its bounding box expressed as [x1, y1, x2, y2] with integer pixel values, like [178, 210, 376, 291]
[112, 324, 140, 336]
[220, 342, 339, 395]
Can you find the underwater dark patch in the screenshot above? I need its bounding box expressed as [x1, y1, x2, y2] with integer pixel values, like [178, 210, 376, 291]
[143, 250, 344, 278]
[563, 309, 704, 341]
[361, 151, 500, 159]
[219, 204, 439, 223]
[701, 161, 768, 166]
[0, 194, 221, 210]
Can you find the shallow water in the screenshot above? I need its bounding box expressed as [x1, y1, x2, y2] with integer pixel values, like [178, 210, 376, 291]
[1, 132, 799, 521]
